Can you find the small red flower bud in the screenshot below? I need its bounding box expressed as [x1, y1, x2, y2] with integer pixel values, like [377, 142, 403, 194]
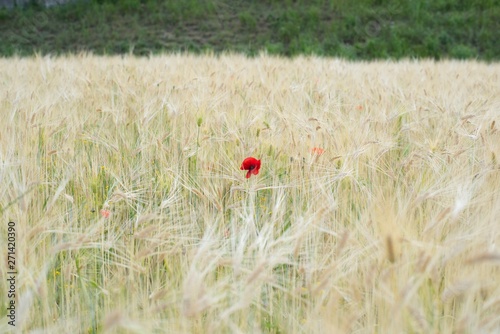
[100, 209, 111, 218]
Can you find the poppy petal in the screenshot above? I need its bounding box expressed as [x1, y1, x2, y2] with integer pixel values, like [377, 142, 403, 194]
[241, 157, 261, 178]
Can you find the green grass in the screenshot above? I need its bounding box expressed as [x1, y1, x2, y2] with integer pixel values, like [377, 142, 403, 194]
[0, 0, 499, 59]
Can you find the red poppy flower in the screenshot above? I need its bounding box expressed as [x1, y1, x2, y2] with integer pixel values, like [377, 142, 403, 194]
[311, 147, 325, 156]
[100, 209, 111, 218]
[240, 157, 261, 178]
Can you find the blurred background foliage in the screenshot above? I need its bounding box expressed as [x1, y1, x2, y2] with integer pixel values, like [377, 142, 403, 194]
[0, 0, 498, 59]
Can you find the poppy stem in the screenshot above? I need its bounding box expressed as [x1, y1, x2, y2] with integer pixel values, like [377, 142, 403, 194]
[196, 126, 200, 149]
[196, 117, 202, 150]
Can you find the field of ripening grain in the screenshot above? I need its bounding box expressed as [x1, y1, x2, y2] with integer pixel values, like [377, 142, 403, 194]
[1, 54, 500, 333]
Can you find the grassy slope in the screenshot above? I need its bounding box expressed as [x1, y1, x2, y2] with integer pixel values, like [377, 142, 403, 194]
[0, 0, 499, 59]
[1, 54, 500, 333]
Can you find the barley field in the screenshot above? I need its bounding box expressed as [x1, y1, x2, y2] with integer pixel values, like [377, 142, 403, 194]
[1, 54, 500, 333]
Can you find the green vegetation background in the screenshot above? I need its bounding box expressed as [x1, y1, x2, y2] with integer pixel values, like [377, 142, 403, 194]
[0, 0, 499, 60]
